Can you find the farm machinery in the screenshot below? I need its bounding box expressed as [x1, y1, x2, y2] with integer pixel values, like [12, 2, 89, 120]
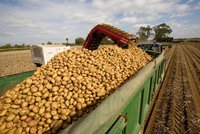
[0, 24, 166, 134]
[83, 24, 137, 50]
[137, 42, 163, 58]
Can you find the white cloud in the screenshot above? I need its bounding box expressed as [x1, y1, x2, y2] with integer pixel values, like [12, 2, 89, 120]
[0, 0, 199, 45]
[0, 32, 14, 37]
[173, 4, 190, 16]
[194, 1, 200, 10]
[172, 24, 200, 38]
[119, 17, 138, 24]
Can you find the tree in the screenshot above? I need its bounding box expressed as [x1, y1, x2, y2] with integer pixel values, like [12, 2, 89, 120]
[136, 25, 152, 40]
[2, 44, 12, 49]
[153, 23, 172, 42]
[15, 44, 20, 48]
[75, 37, 85, 45]
[47, 41, 53, 45]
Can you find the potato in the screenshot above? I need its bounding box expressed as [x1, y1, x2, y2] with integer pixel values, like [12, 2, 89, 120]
[13, 115, 20, 122]
[26, 79, 32, 84]
[39, 121, 45, 126]
[6, 122, 13, 129]
[60, 115, 67, 120]
[72, 93, 78, 99]
[44, 123, 49, 128]
[53, 115, 59, 120]
[46, 84, 52, 90]
[7, 127, 16, 134]
[0, 128, 10, 134]
[51, 110, 57, 116]
[63, 76, 70, 81]
[0, 110, 7, 117]
[61, 109, 71, 116]
[10, 104, 20, 109]
[33, 92, 42, 97]
[76, 103, 82, 110]
[15, 127, 23, 134]
[21, 102, 28, 108]
[30, 126, 37, 134]
[19, 109, 27, 116]
[14, 99, 22, 105]
[32, 106, 39, 113]
[28, 112, 35, 117]
[0, 123, 6, 131]
[45, 102, 51, 108]
[23, 88, 30, 94]
[25, 117, 32, 122]
[6, 114, 15, 121]
[28, 120, 38, 127]
[39, 107, 45, 115]
[21, 121, 27, 128]
[25, 127, 30, 133]
[34, 114, 40, 120]
[46, 118, 52, 124]
[38, 85, 44, 91]
[43, 92, 49, 99]
[35, 97, 41, 102]
[70, 111, 76, 117]
[44, 113, 52, 119]
[37, 126, 43, 134]
[21, 115, 27, 120]
[51, 102, 58, 110]
[4, 98, 11, 104]
[38, 100, 46, 107]
[55, 76, 61, 82]
[31, 87, 38, 93]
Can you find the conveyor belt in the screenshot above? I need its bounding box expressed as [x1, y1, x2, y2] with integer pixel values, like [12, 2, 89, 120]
[83, 23, 138, 50]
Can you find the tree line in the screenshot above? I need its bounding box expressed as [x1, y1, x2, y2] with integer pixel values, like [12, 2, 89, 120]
[0, 43, 31, 49]
[136, 23, 173, 42]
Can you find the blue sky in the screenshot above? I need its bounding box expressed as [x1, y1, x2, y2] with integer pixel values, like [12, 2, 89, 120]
[0, 0, 200, 45]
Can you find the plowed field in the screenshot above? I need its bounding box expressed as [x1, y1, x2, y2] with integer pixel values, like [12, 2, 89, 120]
[0, 50, 36, 77]
[144, 43, 200, 133]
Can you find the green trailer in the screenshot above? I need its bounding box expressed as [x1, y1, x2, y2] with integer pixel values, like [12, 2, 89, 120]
[0, 71, 35, 96]
[0, 52, 165, 134]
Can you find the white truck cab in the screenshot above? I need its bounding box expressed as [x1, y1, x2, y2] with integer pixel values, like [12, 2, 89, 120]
[31, 45, 70, 66]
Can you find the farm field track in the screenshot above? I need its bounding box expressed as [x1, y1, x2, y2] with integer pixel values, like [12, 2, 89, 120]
[144, 43, 200, 133]
[0, 50, 36, 77]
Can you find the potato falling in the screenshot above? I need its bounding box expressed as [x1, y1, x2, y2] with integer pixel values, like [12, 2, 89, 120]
[0, 43, 152, 134]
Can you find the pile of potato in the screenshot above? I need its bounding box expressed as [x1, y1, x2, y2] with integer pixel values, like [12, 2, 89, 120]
[0, 43, 152, 134]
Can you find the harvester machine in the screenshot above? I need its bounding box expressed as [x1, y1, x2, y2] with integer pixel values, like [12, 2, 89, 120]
[83, 24, 138, 50]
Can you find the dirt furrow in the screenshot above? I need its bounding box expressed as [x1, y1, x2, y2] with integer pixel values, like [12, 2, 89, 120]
[144, 44, 200, 134]
[183, 48, 200, 82]
[183, 46, 200, 87]
[170, 46, 189, 133]
[180, 45, 200, 133]
[185, 45, 200, 63]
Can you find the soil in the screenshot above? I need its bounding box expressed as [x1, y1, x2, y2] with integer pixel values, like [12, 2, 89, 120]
[0, 50, 36, 77]
[144, 42, 200, 134]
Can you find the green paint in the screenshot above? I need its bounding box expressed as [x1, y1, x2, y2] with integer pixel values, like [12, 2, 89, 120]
[0, 70, 35, 95]
[106, 60, 165, 134]
[107, 116, 127, 134]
